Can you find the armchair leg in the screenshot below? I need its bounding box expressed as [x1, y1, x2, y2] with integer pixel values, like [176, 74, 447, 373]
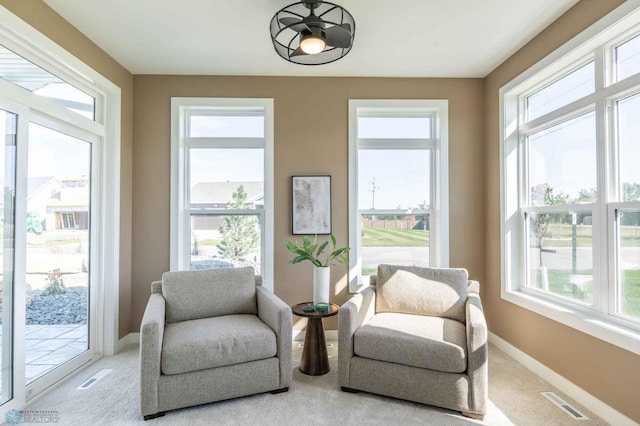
[461, 412, 484, 421]
[270, 387, 289, 394]
[143, 412, 165, 421]
[341, 386, 360, 393]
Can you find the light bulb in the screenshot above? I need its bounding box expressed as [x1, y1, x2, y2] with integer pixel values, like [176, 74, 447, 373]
[300, 35, 326, 54]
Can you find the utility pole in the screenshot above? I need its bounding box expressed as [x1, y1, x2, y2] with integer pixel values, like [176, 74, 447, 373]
[572, 212, 577, 274]
[368, 177, 380, 209]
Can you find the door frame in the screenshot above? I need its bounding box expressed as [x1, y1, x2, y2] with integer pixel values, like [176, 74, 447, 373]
[0, 4, 122, 410]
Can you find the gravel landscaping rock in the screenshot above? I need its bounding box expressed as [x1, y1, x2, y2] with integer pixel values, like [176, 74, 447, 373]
[25, 286, 88, 325]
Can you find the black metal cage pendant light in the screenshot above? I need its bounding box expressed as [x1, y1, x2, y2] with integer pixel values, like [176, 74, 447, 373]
[270, 1, 356, 65]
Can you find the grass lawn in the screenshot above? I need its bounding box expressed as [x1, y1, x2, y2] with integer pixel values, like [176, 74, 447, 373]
[361, 228, 429, 247]
[621, 270, 640, 318]
[41, 238, 83, 245]
[542, 237, 594, 248]
[531, 268, 640, 318]
[362, 267, 377, 276]
[543, 237, 640, 248]
[542, 224, 640, 247]
[197, 239, 222, 246]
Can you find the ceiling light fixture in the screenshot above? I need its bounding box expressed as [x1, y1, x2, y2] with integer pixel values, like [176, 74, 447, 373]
[270, 0, 355, 65]
[300, 34, 326, 55]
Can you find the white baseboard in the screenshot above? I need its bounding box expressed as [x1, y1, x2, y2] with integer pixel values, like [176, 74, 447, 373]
[293, 329, 338, 341]
[116, 333, 139, 352]
[489, 332, 637, 425]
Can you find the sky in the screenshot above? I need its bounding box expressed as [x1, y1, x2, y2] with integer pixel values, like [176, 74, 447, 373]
[0, 110, 14, 194]
[527, 61, 594, 121]
[28, 123, 90, 179]
[618, 33, 640, 80]
[186, 100, 640, 209]
[356, 117, 431, 210]
[617, 92, 640, 197]
[3, 36, 640, 207]
[190, 116, 263, 138]
[529, 109, 640, 204]
[528, 111, 598, 201]
[0, 115, 90, 185]
[190, 148, 263, 185]
[187, 115, 434, 210]
[358, 150, 430, 210]
[526, 48, 640, 202]
[189, 116, 264, 186]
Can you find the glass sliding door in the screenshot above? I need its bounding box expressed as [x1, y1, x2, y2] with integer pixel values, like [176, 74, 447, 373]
[24, 123, 90, 385]
[0, 109, 17, 404]
[0, 17, 118, 410]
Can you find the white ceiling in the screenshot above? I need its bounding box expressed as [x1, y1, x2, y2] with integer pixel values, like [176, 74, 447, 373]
[43, 0, 579, 78]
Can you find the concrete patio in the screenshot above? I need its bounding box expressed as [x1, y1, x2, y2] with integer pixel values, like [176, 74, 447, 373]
[24, 324, 88, 383]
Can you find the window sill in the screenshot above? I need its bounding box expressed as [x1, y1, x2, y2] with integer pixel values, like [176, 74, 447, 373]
[502, 289, 640, 356]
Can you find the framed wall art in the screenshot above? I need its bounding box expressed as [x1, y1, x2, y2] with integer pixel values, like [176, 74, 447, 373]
[291, 175, 331, 235]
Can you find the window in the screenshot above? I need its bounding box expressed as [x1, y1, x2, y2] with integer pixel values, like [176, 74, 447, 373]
[0, 5, 121, 410]
[501, 2, 640, 353]
[526, 62, 595, 121]
[171, 98, 274, 289]
[348, 100, 449, 292]
[0, 45, 95, 119]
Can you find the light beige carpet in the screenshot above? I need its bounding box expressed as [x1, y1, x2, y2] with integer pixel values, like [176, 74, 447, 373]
[23, 342, 608, 425]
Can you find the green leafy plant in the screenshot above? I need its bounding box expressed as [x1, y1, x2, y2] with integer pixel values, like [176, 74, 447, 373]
[43, 268, 66, 296]
[286, 234, 350, 267]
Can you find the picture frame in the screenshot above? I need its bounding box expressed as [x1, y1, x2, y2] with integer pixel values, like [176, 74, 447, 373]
[291, 175, 332, 235]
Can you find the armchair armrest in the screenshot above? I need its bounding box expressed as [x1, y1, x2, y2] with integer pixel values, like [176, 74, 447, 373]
[139, 293, 165, 416]
[150, 280, 162, 294]
[465, 292, 488, 415]
[256, 286, 292, 388]
[338, 286, 376, 387]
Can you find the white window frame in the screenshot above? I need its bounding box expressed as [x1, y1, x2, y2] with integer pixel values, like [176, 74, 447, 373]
[0, 4, 122, 408]
[500, 0, 640, 355]
[170, 98, 274, 291]
[348, 99, 449, 293]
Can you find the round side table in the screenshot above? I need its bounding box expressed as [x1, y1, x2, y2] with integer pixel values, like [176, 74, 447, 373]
[291, 302, 339, 376]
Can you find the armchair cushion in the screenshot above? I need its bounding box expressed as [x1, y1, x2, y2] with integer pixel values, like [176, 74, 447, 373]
[354, 312, 467, 373]
[376, 265, 468, 322]
[161, 314, 276, 375]
[162, 266, 257, 323]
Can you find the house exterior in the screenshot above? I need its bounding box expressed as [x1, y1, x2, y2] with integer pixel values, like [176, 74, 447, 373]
[27, 176, 89, 231]
[27, 176, 60, 231]
[190, 181, 263, 230]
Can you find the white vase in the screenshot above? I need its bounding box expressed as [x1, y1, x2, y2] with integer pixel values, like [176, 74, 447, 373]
[313, 266, 330, 304]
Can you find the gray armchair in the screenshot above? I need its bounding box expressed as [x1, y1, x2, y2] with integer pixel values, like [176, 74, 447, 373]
[139, 266, 292, 420]
[338, 265, 488, 420]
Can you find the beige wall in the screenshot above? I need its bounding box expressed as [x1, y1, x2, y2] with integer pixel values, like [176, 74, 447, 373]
[484, 0, 640, 422]
[132, 76, 485, 331]
[6, 0, 638, 421]
[0, 0, 134, 339]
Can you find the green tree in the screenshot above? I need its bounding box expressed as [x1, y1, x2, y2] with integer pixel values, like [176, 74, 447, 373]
[531, 185, 569, 266]
[576, 187, 597, 203]
[622, 182, 640, 202]
[217, 185, 259, 262]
